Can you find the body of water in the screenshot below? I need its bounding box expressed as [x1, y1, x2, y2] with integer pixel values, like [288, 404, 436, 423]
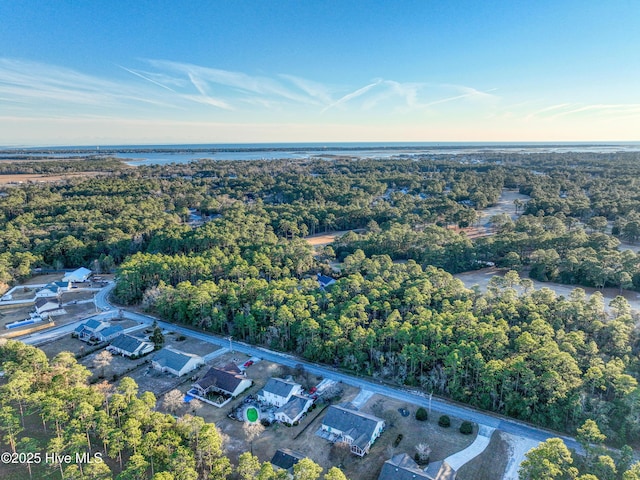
[2, 142, 640, 166]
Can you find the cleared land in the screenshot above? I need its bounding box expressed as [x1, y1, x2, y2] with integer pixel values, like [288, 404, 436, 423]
[0, 172, 108, 185]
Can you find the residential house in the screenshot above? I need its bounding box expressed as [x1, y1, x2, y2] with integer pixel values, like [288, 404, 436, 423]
[378, 454, 435, 480]
[275, 395, 313, 424]
[152, 347, 203, 376]
[34, 298, 59, 315]
[35, 282, 69, 298]
[94, 325, 124, 343]
[74, 318, 110, 342]
[270, 448, 305, 473]
[192, 364, 252, 398]
[317, 273, 336, 289]
[320, 404, 385, 456]
[108, 334, 154, 358]
[257, 378, 303, 407]
[62, 267, 92, 283]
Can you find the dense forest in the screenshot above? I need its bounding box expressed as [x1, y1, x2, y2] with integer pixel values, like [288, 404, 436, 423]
[1, 152, 640, 471]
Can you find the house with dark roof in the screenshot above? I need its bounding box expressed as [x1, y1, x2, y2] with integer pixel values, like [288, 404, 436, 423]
[378, 453, 436, 480]
[257, 378, 303, 407]
[108, 334, 154, 357]
[94, 325, 124, 343]
[152, 347, 203, 376]
[317, 273, 336, 289]
[320, 404, 385, 456]
[192, 364, 252, 398]
[275, 395, 313, 424]
[74, 318, 109, 342]
[270, 448, 305, 472]
[35, 298, 59, 315]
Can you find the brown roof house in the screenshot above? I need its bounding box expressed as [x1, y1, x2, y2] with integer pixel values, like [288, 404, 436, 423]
[193, 364, 253, 398]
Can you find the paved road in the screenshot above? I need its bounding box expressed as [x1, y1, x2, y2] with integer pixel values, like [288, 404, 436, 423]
[115, 310, 580, 451]
[18, 281, 582, 453]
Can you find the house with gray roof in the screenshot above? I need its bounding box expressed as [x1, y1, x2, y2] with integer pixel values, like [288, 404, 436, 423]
[257, 377, 303, 407]
[94, 325, 124, 343]
[378, 453, 435, 480]
[320, 404, 385, 456]
[74, 318, 109, 342]
[275, 395, 313, 424]
[193, 364, 252, 398]
[152, 347, 203, 377]
[270, 448, 305, 472]
[108, 334, 154, 357]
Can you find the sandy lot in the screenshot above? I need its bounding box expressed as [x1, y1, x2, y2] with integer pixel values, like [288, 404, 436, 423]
[305, 229, 366, 247]
[455, 267, 640, 312]
[0, 172, 107, 185]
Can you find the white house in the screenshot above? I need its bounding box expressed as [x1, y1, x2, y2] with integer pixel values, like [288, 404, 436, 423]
[34, 298, 59, 315]
[108, 334, 154, 358]
[63, 267, 92, 283]
[275, 395, 313, 424]
[320, 404, 385, 456]
[257, 378, 303, 407]
[192, 364, 252, 398]
[152, 348, 204, 377]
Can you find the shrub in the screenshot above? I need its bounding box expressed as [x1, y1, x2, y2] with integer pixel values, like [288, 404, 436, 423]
[438, 415, 451, 428]
[460, 421, 473, 435]
[416, 407, 428, 421]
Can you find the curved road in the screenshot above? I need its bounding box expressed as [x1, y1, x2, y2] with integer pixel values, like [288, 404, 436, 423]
[21, 281, 582, 452]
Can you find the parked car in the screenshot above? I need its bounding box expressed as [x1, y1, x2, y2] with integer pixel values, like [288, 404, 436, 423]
[243, 360, 254, 367]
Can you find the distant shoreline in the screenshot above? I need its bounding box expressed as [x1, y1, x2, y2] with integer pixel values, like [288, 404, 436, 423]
[2, 141, 639, 156]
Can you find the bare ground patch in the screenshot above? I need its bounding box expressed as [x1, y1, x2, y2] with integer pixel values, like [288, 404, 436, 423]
[0, 172, 108, 185]
[456, 430, 510, 480]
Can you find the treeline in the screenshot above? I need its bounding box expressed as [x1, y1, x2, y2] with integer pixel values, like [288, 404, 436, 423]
[0, 339, 347, 480]
[0, 157, 128, 174]
[119, 245, 640, 443]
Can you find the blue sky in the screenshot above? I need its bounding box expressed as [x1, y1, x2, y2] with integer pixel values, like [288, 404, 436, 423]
[1, 1, 639, 146]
